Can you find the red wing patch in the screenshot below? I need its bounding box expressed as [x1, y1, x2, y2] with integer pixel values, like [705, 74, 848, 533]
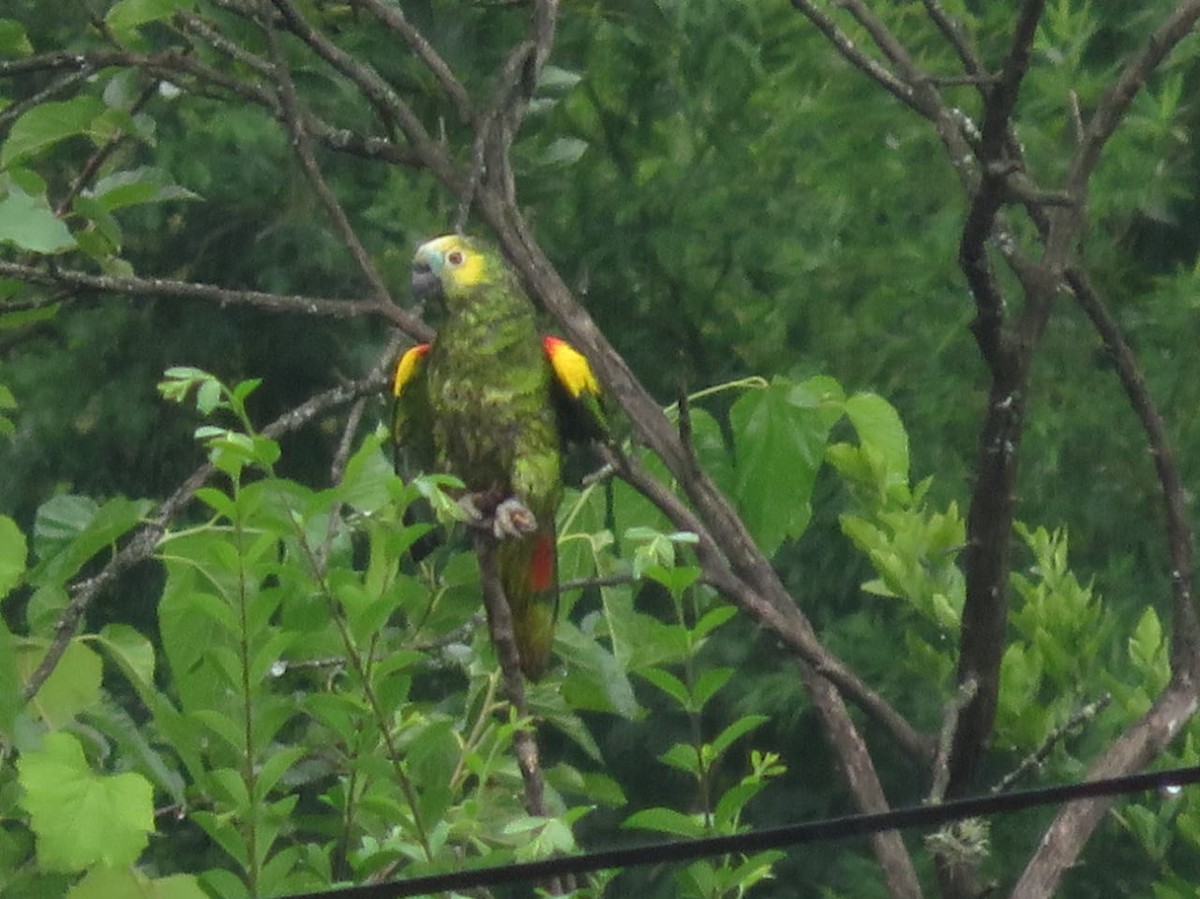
[526, 532, 556, 593]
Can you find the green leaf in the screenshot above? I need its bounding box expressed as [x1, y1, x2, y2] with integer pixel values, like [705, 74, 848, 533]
[0, 513, 26, 597]
[660, 742, 702, 776]
[0, 189, 76, 253]
[844, 392, 909, 483]
[707, 713, 770, 762]
[0, 19, 34, 56]
[0, 616, 21, 739]
[96, 623, 156, 686]
[623, 807, 707, 839]
[541, 137, 589, 167]
[2, 97, 106, 167]
[19, 638, 103, 728]
[18, 731, 155, 872]
[1129, 606, 1167, 686]
[690, 666, 733, 708]
[638, 667, 691, 708]
[729, 377, 843, 556]
[31, 495, 150, 586]
[85, 166, 198, 211]
[106, 0, 195, 40]
[68, 867, 209, 899]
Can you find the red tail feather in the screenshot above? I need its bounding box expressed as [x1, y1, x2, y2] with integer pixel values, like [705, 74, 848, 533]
[527, 531, 556, 593]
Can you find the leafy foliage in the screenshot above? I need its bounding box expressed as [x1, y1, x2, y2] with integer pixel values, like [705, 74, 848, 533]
[4, 1, 1200, 898]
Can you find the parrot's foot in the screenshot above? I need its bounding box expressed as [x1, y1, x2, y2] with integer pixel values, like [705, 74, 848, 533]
[457, 493, 487, 526]
[492, 497, 538, 539]
[457, 492, 538, 540]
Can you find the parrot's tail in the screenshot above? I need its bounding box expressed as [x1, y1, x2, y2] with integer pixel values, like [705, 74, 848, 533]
[496, 521, 559, 680]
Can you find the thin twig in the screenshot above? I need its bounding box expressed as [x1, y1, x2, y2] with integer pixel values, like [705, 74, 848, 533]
[263, 2, 395, 306]
[992, 694, 1112, 794]
[346, 0, 474, 122]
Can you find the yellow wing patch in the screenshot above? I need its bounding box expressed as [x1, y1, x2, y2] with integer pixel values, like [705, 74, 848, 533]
[543, 336, 599, 399]
[392, 344, 431, 397]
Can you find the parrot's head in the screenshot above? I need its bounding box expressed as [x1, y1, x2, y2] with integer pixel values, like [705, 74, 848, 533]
[410, 234, 498, 311]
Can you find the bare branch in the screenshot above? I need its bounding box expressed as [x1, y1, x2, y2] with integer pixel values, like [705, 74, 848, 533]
[0, 67, 93, 130]
[1068, 269, 1199, 662]
[1012, 680, 1200, 898]
[0, 260, 433, 341]
[921, 0, 987, 83]
[1070, 0, 1200, 191]
[789, 1, 920, 113]
[263, 0, 395, 307]
[174, 10, 276, 78]
[266, 0, 460, 186]
[492, 205, 935, 772]
[346, 0, 474, 122]
[797, 660, 923, 899]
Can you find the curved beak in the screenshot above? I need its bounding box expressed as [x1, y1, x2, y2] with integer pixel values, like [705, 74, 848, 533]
[410, 258, 442, 304]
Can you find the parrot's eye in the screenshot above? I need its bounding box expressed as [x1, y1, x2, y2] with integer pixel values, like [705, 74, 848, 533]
[447, 250, 465, 266]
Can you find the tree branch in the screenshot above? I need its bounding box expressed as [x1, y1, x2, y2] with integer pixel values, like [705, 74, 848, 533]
[472, 533, 566, 895]
[266, 0, 459, 186]
[0, 261, 432, 341]
[345, 0, 474, 123]
[263, 0, 395, 308]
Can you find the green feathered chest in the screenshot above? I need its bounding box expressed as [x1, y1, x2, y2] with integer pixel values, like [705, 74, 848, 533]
[425, 303, 560, 500]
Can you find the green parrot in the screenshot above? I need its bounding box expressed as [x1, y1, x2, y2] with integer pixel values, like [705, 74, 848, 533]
[392, 234, 606, 680]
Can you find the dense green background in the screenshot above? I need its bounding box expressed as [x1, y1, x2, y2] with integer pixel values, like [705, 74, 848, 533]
[3, 1, 1200, 897]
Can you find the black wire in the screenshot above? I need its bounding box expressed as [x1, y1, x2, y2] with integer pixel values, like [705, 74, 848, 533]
[284, 764, 1200, 899]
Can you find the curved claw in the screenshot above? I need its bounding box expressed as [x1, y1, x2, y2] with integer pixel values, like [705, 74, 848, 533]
[456, 494, 486, 524]
[493, 497, 538, 539]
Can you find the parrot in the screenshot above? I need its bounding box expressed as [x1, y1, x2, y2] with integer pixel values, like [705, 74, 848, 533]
[392, 234, 607, 680]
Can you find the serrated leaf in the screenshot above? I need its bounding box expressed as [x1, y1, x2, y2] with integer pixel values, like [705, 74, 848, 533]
[0, 616, 20, 738]
[692, 604, 737, 639]
[31, 495, 150, 586]
[18, 731, 154, 872]
[690, 666, 733, 708]
[638, 667, 691, 708]
[660, 742, 702, 776]
[67, 866, 209, 899]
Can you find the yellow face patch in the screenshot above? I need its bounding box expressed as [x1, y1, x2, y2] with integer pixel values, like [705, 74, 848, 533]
[421, 234, 487, 292]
